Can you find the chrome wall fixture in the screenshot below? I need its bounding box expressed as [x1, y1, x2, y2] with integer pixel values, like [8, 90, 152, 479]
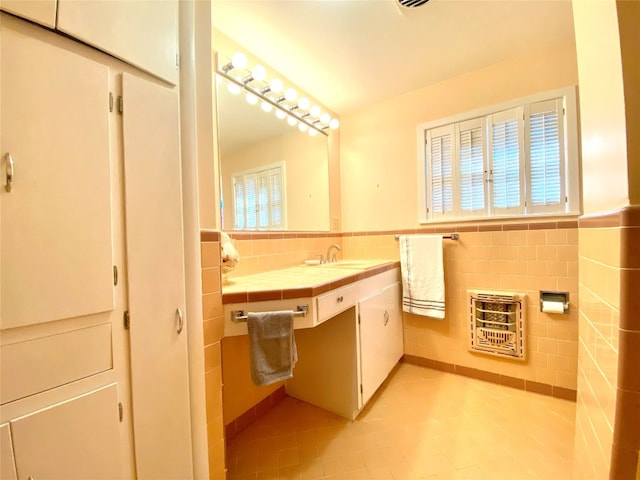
[216, 51, 339, 137]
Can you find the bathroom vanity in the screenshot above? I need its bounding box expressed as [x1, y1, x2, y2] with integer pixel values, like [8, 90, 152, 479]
[222, 260, 403, 420]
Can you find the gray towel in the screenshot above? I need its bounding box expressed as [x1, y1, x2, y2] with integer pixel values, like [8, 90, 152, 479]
[247, 310, 298, 386]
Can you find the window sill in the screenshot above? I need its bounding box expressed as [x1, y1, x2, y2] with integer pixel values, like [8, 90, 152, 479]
[418, 212, 581, 228]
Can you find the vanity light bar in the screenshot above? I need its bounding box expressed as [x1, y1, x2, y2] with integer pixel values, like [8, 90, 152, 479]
[216, 52, 337, 137]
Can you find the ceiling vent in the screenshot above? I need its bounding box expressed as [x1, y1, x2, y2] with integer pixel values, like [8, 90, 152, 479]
[397, 0, 431, 8]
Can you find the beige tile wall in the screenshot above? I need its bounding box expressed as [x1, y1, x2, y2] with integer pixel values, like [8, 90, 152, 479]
[200, 237, 226, 479]
[343, 225, 580, 391]
[572, 225, 620, 479]
[571, 208, 640, 480]
[224, 233, 342, 277]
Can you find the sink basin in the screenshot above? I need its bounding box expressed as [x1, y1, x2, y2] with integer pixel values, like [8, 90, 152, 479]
[319, 259, 388, 269]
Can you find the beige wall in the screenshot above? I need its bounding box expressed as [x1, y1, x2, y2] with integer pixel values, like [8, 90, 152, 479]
[573, 224, 620, 479]
[572, 0, 628, 214]
[340, 43, 578, 232]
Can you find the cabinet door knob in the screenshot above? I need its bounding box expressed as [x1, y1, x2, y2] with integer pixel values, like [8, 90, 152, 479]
[176, 307, 184, 334]
[384, 310, 390, 326]
[5, 153, 13, 193]
[336, 295, 343, 303]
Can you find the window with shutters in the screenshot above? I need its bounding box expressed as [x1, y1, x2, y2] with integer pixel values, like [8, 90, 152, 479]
[418, 87, 579, 222]
[232, 162, 286, 230]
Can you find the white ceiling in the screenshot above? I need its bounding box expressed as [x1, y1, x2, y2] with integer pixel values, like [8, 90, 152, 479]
[211, 0, 576, 116]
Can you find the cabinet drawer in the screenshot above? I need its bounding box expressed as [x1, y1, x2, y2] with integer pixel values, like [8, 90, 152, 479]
[317, 284, 357, 323]
[1, 323, 113, 404]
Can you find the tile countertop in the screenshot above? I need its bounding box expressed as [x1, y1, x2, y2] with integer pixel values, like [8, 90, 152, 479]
[222, 260, 400, 304]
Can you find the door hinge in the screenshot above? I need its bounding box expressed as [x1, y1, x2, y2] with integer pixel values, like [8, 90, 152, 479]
[360, 384, 363, 395]
[176, 52, 180, 68]
[109, 92, 114, 112]
[118, 402, 124, 422]
[113, 265, 118, 285]
[117, 95, 123, 114]
[123, 310, 130, 330]
[357, 313, 361, 325]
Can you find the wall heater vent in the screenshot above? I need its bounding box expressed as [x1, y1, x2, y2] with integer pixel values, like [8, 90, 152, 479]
[468, 290, 526, 360]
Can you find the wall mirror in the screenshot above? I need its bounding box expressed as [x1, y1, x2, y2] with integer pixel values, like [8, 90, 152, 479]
[217, 75, 331, 232]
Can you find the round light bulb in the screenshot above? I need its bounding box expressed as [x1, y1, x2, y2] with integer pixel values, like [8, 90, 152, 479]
[309, 129, 318, 137]
[310, 105, 321, 117]
[231, 52, 247, 70]
[287, 116, 297, 127]
[329, 118, 340, 130]
[298, 123, 308, 132]
[320, 113, 331, 125]
[275, 109, 286, 120]
[245, 92, 258, 105]
[270, 78, 283, 94]
[227, 82, 242, 95]
[298, 97, 310, 110]
[260, 101, 273, 113]
[284, 88, 297, 102]
[252, 65, 266, 82]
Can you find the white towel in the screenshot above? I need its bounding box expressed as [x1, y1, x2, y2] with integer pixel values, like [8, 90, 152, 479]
[247, 310, 298, 386]
[399, 235, 445, 319]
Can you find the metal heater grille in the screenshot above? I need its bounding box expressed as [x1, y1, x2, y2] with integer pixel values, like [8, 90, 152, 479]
[468, 290, 526, 360]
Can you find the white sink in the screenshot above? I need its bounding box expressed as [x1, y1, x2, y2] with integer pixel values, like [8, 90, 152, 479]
[319, 259, 389, 269]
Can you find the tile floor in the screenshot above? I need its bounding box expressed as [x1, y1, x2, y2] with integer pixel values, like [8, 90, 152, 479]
[226, 363, 576, 479]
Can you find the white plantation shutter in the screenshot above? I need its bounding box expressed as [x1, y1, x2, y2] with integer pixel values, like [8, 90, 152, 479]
[458, 118, 486, 217]
[489, 107, 525, 215]
[233, 178, 245, 229]
[427, 124, 455, 219]
[527, 99, 565, 213]
[232, 163, 285, 230]
[420, 88, 576, 222]
[269, 168, 283, 228]
[257, 172, 269, 228]
[244, 174, 258, 228]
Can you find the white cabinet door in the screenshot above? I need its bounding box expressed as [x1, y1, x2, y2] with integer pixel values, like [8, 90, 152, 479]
[56, 0, 178, 85]
[0, 0, 56, 28]
[359, 282, 404, 406]
[10, 384, 122, 479]
[0, 22, 114, 330]
[0, 423, 17, 480]
[122, 73, 193, 479]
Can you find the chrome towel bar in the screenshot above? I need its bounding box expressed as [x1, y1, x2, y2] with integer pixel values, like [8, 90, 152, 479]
[394, 233, 459, 240]
[231, 305, 309, 323]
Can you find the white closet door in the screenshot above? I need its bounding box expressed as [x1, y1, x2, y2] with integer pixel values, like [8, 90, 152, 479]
[0, 0, 56, 27]
[0, 23, 113, 329]
[10, 384, 122, 479]
[0, 423, 17, 480]
[57, 0, 178, 85]
[359, 282, 404, 406]
[122, 73, 193, 479]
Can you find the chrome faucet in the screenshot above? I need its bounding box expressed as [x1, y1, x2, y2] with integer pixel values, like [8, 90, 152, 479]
[325, 244, 341, 263]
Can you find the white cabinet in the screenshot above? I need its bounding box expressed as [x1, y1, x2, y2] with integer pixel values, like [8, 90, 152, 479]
[359, 282, 404, 405]
[286, 268, 403, 419]
[57, 0, 178, 85]
[1, 15, 193, 479]
[0, 21, 114, 331]
[9, 384, 122, 479]
[0, 0, 56, 28]
[0, 423, 17, 480]
[122, 73, 193, 479]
